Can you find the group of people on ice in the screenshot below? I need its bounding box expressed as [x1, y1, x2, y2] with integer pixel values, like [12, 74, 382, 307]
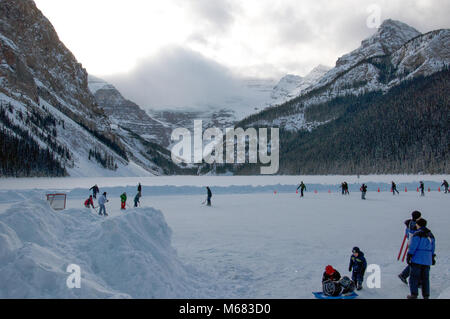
[296, 180, 448, 200]
[321, 247, 367, 297]
[84, 183, 143, 216]
[340, 182, 350, 195]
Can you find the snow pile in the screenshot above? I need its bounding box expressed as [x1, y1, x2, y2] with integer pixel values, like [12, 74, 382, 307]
[0, 194, 206, 298]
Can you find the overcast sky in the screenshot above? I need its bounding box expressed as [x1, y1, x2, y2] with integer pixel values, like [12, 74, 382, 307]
[34, 0, 449, 109]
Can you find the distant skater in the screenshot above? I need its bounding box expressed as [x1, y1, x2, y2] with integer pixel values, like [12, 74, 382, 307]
[138, 183, 142, 196]
[344, 182, 349, 195]
[206, 187, 212, 206]
[441, 180, 449, 194]
[419, 181, 425, 196]
[297, 181, 306, 197]
[392, 181, 400, 195]
[90, 184, 100, 199]
[360, 184, 367, 200]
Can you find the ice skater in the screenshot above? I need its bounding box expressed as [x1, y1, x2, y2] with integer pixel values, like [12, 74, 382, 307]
[90, 184, 100, 199]
[360, 184, 367, 200]
[391, 181, 400, 195]
[205, 187, 212, 206]
[419, 181, 425, 196]
[297, 181, 306, 197]
[441, 180, 449, 194]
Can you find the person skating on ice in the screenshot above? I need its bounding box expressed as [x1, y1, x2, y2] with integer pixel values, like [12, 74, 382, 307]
[391, 181, 400, 195]
[297, 181, 306, 197]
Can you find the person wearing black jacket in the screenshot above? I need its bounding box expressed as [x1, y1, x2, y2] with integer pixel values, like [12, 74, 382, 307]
[360, 184, 367, 200]
[392, 181, 400, 195]
[206, 187, 212, 206]
[90, 184, 100, 199]
[442, 180, 449, 194]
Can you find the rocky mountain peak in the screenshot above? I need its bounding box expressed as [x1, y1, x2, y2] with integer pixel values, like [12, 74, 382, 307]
[362, 19, 421, 54]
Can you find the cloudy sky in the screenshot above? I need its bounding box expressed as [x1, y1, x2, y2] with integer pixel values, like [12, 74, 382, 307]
[34, 0, 449, 109]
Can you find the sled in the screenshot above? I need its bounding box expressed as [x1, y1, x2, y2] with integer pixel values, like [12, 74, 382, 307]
[312, 292, 358, 299]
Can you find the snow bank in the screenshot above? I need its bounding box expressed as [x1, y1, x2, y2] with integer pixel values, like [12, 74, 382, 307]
[0, 194, 204, 298]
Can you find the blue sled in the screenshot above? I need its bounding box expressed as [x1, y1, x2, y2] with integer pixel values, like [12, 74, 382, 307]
[312, 292, 358, 299]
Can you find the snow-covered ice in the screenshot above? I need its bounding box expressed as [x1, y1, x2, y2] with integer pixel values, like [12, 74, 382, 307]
[0, 176, 449, 298]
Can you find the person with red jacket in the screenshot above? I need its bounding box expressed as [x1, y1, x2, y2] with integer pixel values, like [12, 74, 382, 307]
[84, 195, 95, 209]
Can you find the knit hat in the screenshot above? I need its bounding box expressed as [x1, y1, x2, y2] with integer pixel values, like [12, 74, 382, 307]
[325, 265, 335, 275]
[352, 247, 360, 253]
[416, 218, 427, 228]
[411, 211, 421, 221]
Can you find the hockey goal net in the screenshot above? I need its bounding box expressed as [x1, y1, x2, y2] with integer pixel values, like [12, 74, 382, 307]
[46, 193, 67, 211]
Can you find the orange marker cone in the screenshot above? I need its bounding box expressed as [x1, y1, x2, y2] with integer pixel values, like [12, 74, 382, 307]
[438, 187, 441, 192]
[378, 187, 380, 193]
[428, 187, 431, 192]
[405, 187, 408, 192]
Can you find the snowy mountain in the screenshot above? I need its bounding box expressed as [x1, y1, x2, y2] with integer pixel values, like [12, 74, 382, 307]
[270, 65, 331, 104]
[88, 76, 174, 149]
[146, 69, 329, 147]
[0, 0, 188, 177]
[240, 19, 450, 131]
